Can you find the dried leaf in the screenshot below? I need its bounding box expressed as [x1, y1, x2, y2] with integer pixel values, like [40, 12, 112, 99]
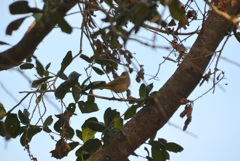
[136, 69, 144, 83]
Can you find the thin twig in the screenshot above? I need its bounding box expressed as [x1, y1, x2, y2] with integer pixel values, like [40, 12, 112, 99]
[5, 93, 31, 116]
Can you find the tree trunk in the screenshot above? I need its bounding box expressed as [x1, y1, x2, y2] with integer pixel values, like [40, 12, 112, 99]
[87, 1, 240, 161]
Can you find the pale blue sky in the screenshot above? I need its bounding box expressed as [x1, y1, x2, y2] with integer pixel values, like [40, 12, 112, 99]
[1, 1, 240, 161]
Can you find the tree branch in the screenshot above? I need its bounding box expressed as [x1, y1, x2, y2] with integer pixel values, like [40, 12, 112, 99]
[0, 0, 78, 71]
[87, 1, 240, 161]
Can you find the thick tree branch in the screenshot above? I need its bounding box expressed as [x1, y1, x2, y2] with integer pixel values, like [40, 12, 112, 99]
[0, 1, 77, 71]
[88, 1, 240, 161]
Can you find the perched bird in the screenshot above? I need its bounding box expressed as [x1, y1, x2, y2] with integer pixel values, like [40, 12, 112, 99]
[102, 71, 130, 93]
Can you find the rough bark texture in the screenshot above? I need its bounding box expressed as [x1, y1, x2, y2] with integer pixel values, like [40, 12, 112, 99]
[0, 0, 77, 71]
[87, 1, 240, 161]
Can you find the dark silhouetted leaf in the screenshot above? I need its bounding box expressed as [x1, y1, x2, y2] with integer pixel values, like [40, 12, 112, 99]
[18, 110, 29, 125]
[0, 121, 5, 137]
[0, 41, 11, 46]
[20, 63, 34, 70]
[5, 114, 21, 138]
[43, 115, 53, 133]
[52, 12, 72, 34]
[151, 141, 166, 161]
[59, 51, 73, 74]
[92, 66, 105, 75]
[54, 80, 71, 99]
[36, 59, 45, 76]
[76, 130, 82, 141]
[87, 121, 105, 132]
[104, 108, 122, 129]
[234, 31, 240, 42]
[45, 62, 51, 70]
[72, 83, 81, 102]
[80, 54, 92, 63]
[139, 83, 147, 98]
[6, 16, 28, 35]
[78, 101, 99, 113]
[124, 104, 140, 120]
[78, 139, 102, 153]
[9, 1, 30, 15]
[31, 76, 53, 88]
[165, 142, 184, 153]
[20, 126, 42, 146]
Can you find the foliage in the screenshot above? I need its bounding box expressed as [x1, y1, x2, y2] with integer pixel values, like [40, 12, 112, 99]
[0, 0, 239, 161]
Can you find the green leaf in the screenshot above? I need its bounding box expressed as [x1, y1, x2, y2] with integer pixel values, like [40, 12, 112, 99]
[0, 102, 6, 120]
[54, 80, 71, 99]
[158, 138, 167, 147]
[124, 104, 140, 120]
[80, 54, 92, 63]
[43, 115, 53, 133]
[0, 121, 5, 137]
[78, 139, 102, 153]
[87, 121, 105, 132]
[76, 130, 82, 140]
[81, 118, 97, 142]
[20, 63, 34, 70]
[9, 1, 30, 15]
[72, 83, 81, 102]
[82, 127, 95, 142]
[139, 83, 147, 98]
[66, 103, 76, 115]
[6, 16, 28, 35]
[104, 108, 122, 129]
[44, 116, 53, 126]
[5, 114, 21, 138]
[151, 141, 166, 161]
[165, 142, 184, 153]
[59, 51, 73, 74]
[36, 60, 45, 77]
[18, 110, 29, 125]
[152, 147, 165, 161]
[20, 126, 42, 146]
[31, 76, 53, 88]
[92, 66, 105, 75]
[78, 101, 99, 113]
[33, 13, 42, 22]
[168, 0, 185, 21]
[36, 94, 43, 104]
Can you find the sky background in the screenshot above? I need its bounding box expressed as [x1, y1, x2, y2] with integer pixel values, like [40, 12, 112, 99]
[1, 1, 240, 161]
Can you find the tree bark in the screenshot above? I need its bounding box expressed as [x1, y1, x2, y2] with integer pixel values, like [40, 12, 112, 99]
[87, 1, 240, 161]
[0, 1, 77, 71]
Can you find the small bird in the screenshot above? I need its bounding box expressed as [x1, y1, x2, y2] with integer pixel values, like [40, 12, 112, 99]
[102, 71, 130, 93]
